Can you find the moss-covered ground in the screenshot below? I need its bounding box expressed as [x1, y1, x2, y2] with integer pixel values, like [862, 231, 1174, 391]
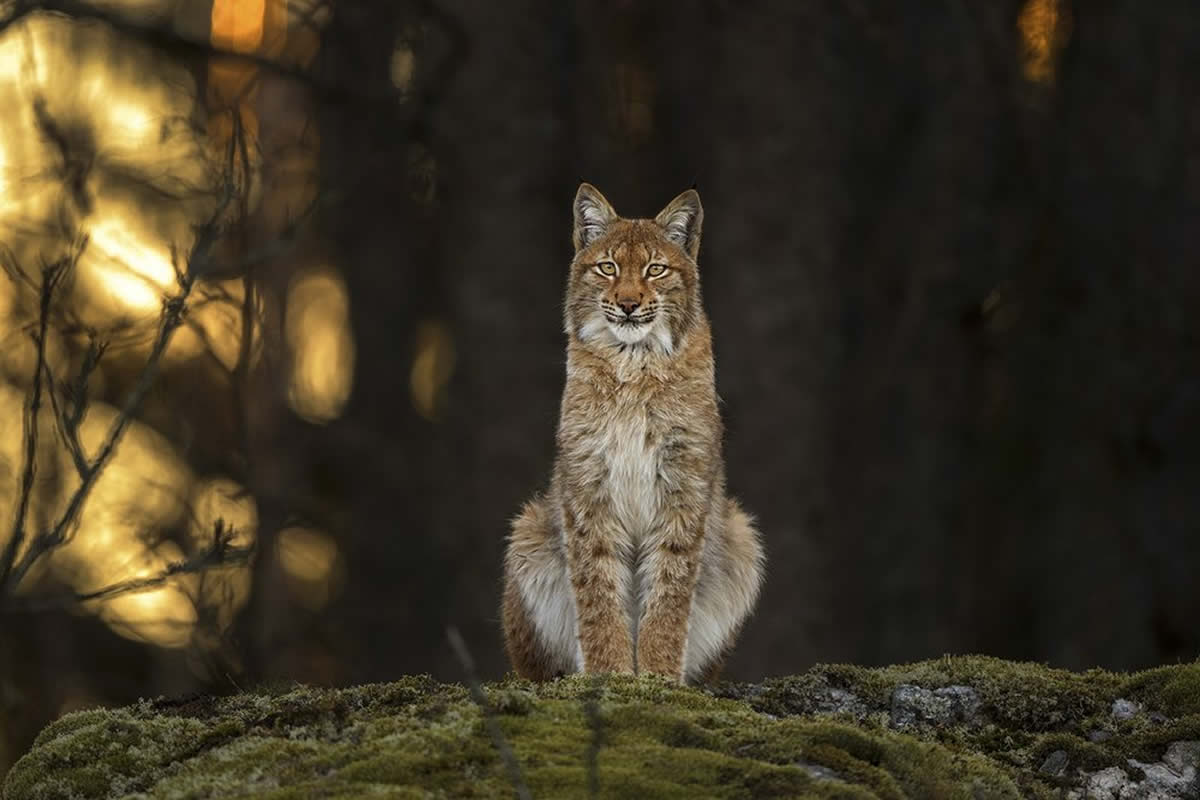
[3, 656, 1198, 799]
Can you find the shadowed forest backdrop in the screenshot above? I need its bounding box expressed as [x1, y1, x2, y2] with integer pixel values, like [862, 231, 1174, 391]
[1, 0, 1198, 776]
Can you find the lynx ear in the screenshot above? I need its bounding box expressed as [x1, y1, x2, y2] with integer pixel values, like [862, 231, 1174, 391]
[573, 183, 617, 251]
[654, 188, 703, 259]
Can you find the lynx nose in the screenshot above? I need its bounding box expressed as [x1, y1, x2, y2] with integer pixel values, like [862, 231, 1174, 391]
[618, 299, 640, 316]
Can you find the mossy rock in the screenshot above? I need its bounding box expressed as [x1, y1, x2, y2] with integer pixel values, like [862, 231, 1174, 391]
[3, 656, 1199, 799]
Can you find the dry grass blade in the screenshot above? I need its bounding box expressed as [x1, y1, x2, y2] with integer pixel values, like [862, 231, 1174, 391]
[446, 626, 532, 800]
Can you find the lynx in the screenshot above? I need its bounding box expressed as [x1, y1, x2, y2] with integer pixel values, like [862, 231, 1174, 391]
[501, 183, 765, 683]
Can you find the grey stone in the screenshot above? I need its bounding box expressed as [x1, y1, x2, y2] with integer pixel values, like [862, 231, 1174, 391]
[1090, 729, 1114, 743]
[811, 686, 867, 717]
[1075, 741, 1200, 800]
[1112, 698, 1143, 721]
[1163, 741, 1200, 774]
[1040, 749, 1070, 777]
[935, 685, 982, 723]
[891, 684, 953, 728]
[1084, 766, 1131, 800]
[890, 684, 981, 728]
[1124, 756, 1197, 798]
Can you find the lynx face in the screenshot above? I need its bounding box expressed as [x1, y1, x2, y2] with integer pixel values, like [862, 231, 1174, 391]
[566, 184, 704, 354]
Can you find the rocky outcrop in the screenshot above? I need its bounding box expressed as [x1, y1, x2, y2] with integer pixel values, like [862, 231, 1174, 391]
[3, 656, 1198, 798]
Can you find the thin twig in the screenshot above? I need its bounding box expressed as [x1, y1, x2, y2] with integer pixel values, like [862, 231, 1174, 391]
[446, 627, 532, 800]
[582, 676, 606, 798]
[1, 523, 253, 615]
[41, 334, 106, 480]
[0, 262, 62, 589]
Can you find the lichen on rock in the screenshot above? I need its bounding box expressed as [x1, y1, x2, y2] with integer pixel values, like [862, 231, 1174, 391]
[3, 656, 1199, 799]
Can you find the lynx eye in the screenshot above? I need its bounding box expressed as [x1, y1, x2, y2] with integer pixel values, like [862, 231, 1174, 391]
[596, 261, 617, 277]
[646, 263, 668, 278]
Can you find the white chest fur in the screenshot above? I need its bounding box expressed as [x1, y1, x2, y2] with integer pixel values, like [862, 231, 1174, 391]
[598, 408, 659, 543]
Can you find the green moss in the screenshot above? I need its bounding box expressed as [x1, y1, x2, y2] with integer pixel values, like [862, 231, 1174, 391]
[5, 659, 1199, 799]
[1124, 662, 1200, 716]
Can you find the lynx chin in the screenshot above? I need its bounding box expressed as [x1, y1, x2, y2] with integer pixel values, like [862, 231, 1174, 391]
[501, 183, 765, 684]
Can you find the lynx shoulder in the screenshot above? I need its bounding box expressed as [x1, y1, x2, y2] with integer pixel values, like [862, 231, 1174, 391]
[501, 183, 764, 684]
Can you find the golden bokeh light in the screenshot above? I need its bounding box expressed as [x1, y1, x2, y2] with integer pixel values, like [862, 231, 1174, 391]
[92, 542, 198, 649]
[1018, 0, 1070, 85]
[0, 11, 216, 334]
[41, 401, 202, 649]
[51, 402, 193, 585]
[84, 215, 180, 315]
[277, 526, 341, 610]
[0, 136, 8, 208]
[0, 0, 332, 657]
[410, 320, 455, 421]
[103, 96, 154, 145]
[285, 269, 355, 424]
[390, 39, 416, 93]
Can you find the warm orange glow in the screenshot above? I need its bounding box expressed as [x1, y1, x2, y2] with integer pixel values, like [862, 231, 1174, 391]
[1018, 0, 1070, 85]
[211, 0, 267, 54]
[277, 526, 341, 609]
[410, 320, 455, 421]
[285, 269, 355, 423]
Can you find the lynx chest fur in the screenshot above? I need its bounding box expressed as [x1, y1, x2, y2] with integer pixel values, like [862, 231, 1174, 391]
[563, 368, 681, 547]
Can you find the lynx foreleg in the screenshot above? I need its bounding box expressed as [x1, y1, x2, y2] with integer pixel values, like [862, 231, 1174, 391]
[563, 499, 635, 674]
[636, 445, 712, 681]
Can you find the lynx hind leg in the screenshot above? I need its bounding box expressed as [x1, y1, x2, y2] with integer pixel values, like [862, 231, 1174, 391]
[683, 499, 765, 684]
[501, 497, 580, 681]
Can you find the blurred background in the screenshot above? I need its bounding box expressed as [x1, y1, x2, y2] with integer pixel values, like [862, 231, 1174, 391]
[1, 0, 1199, 776]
